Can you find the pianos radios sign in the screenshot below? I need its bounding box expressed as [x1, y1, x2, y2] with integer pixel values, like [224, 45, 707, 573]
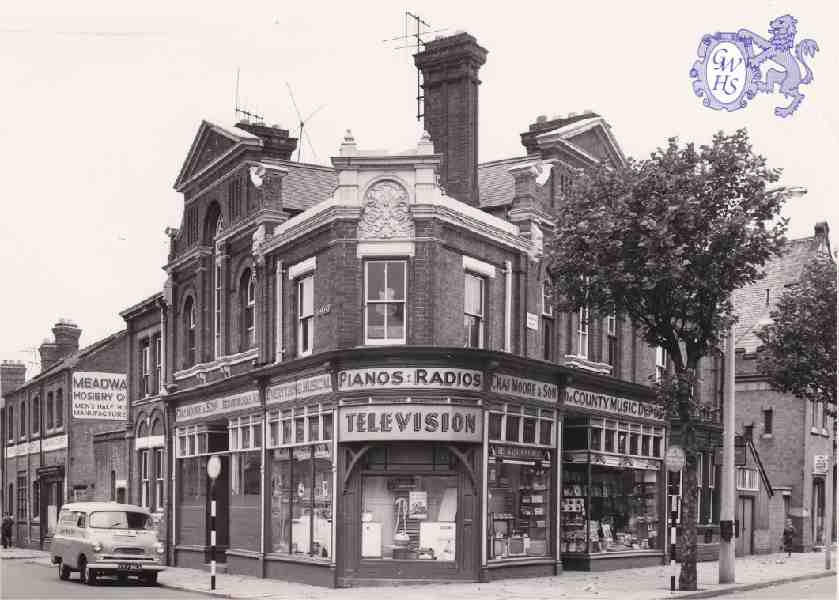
[72, 371, 128, 420]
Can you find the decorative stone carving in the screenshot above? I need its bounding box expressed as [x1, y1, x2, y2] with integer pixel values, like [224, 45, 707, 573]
[252, 224, 267, 265]
[249, 165, 266, 188]
[357, 180, 414, 240]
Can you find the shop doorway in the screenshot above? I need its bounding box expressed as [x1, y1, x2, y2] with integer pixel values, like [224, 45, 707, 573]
[338, 443, 479, 584]
[735, 496, 753, 556]
[812, 478, 825, 546]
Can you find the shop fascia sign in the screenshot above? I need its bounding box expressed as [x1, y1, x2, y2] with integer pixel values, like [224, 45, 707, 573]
[6, 434, 68, 458]
[562, 386, 665, 422]
[337, 367, 482, 392]
[489, 444, 551, 463]
[564, 450, 660, 471]
[339, 404, 483, 442]
[72, 371, 128, 420]
[176, 389, 260, 423]
[267, 373, 332, 406]
[489, 373, 558, 403]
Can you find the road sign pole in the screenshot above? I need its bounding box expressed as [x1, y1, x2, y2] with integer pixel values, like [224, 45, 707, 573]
[719, 322, 736, 583]
[670, 495, 678, 592]
[206, 455, 221, 591]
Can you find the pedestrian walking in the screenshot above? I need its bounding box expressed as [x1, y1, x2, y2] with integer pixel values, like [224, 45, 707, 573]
[782, 518, 795, 557]
[1, 512, 14, 548]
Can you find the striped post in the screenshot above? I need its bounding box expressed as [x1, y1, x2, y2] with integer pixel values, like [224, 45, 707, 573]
[670, 495, 678, 592]
[210, 489, 217, 590]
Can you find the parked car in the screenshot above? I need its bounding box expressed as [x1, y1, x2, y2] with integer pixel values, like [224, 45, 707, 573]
[50, 502, 165, 585]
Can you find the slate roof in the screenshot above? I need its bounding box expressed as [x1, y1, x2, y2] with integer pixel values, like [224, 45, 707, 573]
[478, 155, 534, 208]
[733, 231, 830, 352]
[13, 330, 127, 391]
[280, 161, 337, 212]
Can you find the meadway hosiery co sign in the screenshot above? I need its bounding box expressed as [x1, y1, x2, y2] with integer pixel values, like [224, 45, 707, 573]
[72, 372, 128, 420]
[562, 387, 665, 422]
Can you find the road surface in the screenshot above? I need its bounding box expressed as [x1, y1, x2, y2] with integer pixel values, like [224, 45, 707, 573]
[1, 559, 207, 599]
[727, 574, 836, 599]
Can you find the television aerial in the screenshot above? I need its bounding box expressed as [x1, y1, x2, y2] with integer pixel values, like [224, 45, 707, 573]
[286, 82, 325, 163]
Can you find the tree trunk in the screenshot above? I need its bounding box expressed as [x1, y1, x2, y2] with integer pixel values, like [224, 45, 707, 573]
[675, 367, 699, 591]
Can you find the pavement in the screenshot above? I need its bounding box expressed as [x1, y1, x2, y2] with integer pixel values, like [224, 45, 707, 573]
[1, 546, 835, 600]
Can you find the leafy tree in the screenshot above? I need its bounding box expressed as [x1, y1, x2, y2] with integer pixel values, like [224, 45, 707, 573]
[756, 253, 837, 415]
[545, 129, 789, 590]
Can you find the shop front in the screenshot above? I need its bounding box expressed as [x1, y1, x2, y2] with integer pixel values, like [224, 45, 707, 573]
[559, 383, 667, 571]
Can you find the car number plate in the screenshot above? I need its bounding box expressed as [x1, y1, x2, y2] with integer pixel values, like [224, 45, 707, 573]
[118, 562, 142, 570]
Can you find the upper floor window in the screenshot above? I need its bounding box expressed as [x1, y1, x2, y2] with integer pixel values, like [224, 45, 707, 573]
[46, 392, 54, 430]
[154, 335, 162, 393]
[297, 274, 314, 356]
[55, 389, 63, 429]
[606, 307, 618, 368]
[240, 269, 255, 351]
[763, 408, 773, 435]
[7, 405, 13, 441]
[576, 306, 590, 359]
[140, 340, 151, 397]
[183, 297, 196, 368]
[541, 281, 554, 317]
[215, 263, 223, 358]
[19, 401, 26, 438]
[32, 396, 40, 435]
[464, 272, 485, 348]
[364, 260, 406, 345]
[655, 346, 669, 383]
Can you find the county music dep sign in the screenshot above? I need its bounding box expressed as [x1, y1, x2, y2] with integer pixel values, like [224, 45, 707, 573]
[72, 371, 128, 420]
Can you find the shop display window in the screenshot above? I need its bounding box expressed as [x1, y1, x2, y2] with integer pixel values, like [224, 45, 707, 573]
[561, 464, 660, 553]
[488, 460, 551, 559]
[361, 474, 458, 561]
[267, 404, 334, 559]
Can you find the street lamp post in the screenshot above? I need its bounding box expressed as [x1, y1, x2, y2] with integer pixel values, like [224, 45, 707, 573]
[719, 322, 736, 583]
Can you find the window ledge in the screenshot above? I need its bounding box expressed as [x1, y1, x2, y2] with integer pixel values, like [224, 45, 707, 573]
[761, 433, 773, 439]
[174, 347, 259, 381]
[562, 355, 612, 375]
[811, 426, 821, 435]
[821, 428, 830, 437]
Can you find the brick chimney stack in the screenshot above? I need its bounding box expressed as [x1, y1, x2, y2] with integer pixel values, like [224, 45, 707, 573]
[53, 319, 82, 359]
[1, 360, 26, 397]
[39, 338, 60, 372]
[814, 221, 831, 254]
[414, 32, 488, 207]
[235, 121, 298, 161]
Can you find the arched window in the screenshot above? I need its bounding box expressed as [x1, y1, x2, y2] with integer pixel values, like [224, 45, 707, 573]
[240, 269, 255, 351]
[183, 296, 196, 368]
[214, 213, 224, 359]
[46, 392, 54, 430]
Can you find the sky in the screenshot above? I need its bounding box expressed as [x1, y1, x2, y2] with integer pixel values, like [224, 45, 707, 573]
[1, 1, 837, 377]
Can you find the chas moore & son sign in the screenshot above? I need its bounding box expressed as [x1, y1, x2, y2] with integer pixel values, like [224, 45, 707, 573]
[72, 371, 128, 420]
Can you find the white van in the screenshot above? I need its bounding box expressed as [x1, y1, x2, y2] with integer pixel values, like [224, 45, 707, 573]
[50, 502, 166, 585]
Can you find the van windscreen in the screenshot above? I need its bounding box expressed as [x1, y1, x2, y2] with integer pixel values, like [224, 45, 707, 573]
[89, 511, 152, 530]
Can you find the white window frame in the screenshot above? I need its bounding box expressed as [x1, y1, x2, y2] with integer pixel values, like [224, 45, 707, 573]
[708, 452, 715, 523]
[297, 274, 314, 357]
[541, 281, 553, 317]
[364, 260, 407, 345]
[228, 414, 263, 452]
[696, 453, 703, 523]
[141, 341, 151, 397]
[577, 306, 590, 359]
[154, 336, 162, 394]
[464, 272, 485, 348]
[486, 405, 554, 447]
[655, 346, 669, 383]
[736, 467, 759, 491]
[140, 449, 150, 508]
[245, 274, 256, 348]
[154, 448, 164, 511]
[266, 405, 333, 449]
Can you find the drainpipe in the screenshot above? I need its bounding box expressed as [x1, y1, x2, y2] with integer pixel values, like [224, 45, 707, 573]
[504, 261, 512, 353]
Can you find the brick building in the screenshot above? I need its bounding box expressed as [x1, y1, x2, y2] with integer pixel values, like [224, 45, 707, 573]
[733, 223, 835, 553]
[108, 31, 730, 585]
[0, 320, 127, 549]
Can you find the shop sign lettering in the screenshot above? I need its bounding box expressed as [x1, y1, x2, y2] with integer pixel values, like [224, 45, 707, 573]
[339, 405, 482, 442]
[489, 444, 551, 462]
[562, 387, 665, 422]
[6, 434, 68, 458]
[267, 373, 332, 406]
[72, 371, 128, 420]
[175, 390, 260, 423]
[490, 374, 557, 403]
[337, 367, 482, 392]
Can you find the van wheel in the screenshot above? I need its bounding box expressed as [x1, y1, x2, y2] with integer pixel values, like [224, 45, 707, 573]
[77, 558, 87, 584]
[85, 565, 97, 586]
[58, 561, 70, 580]
[142, 571, 158, 586]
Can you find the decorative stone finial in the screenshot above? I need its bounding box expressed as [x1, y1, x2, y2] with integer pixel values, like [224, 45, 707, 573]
[340, 129, 358, 156]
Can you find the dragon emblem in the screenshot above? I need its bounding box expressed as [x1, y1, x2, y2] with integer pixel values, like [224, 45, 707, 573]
[738, 15, 819, 117]
[690, 15, 818, 117]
